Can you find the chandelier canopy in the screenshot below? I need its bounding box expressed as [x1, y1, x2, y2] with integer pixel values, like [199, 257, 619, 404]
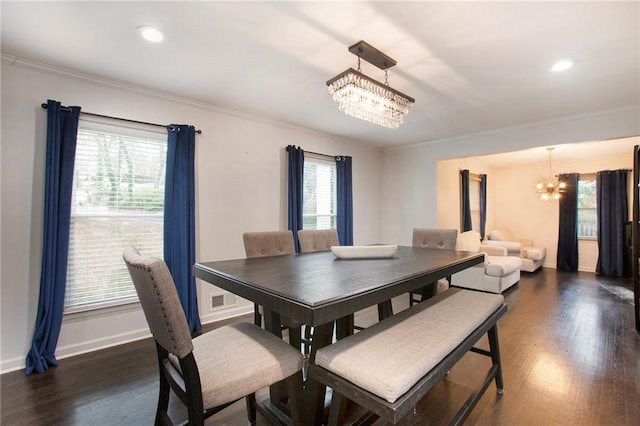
[326, 41, 415, 129]
[536, 147, 566, 201]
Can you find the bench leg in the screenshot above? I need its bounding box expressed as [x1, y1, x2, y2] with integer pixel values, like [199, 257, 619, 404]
[305, 322, 335, 425]
[327, 392, 349, 426]
[487, 324, 504, 394]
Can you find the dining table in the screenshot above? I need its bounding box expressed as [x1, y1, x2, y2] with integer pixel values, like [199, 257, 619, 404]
[193, 245, 484, 425]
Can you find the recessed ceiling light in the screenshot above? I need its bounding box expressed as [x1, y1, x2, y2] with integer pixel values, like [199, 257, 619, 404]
[137, 26, 165, 43]
[549, 59, 573, 72]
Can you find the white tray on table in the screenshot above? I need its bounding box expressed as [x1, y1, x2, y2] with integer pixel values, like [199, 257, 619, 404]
[330, 245, 398, 259]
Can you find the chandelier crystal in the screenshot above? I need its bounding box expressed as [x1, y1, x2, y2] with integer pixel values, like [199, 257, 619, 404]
[326, 41, 415, 129]
[536, 147, 566, 201]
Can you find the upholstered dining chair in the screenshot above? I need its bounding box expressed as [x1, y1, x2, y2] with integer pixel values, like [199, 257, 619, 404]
[297, 228, 369, 334]
[410, 228, 459, 306]
[242, 231, 306, 352]
[123, 248, 304, 426]
[297, 229, 339, 254]
[296, 229, 341, 345]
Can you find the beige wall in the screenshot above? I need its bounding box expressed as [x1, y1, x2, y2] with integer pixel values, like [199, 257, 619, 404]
[437, 149, 636, 271]
[382, 108, 640, 247]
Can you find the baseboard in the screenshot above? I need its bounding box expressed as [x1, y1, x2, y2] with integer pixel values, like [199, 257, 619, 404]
[1, 328, 154, 374]
[1, 356, 29, 374]
[2, 306, 255, 374]
[56, 328, 153, 361]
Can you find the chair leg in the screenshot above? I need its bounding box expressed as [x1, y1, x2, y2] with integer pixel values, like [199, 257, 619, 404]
[487, 324, 504, 394]
[155, 343, 171, 426]
[179, 353, 205, 426]
[284, 371, 305, 425]
[245, 393, 257, 425]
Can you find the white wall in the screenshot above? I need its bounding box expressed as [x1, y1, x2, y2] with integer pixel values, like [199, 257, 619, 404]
[0, 59, 383, 372]
[381, 107, 640, 247]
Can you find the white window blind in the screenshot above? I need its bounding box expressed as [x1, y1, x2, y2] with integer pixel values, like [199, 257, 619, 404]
[303, 156, 337, 230]
[64, 119, 167, 313]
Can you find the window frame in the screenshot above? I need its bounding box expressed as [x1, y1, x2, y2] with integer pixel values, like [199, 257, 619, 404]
[302, 154, 337, 231]
[468, 173, 482, 234]
[577, 173, 597, 241]
[63, 117, 167, 315]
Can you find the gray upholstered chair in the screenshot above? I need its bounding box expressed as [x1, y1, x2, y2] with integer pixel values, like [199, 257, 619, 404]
[296, 229, 341, 345]
[242, 230, 296, 258]
[297, 229, 339, 253]
[242, 231, 295, 327]
[123, 248, 304, 426]
[242, 231, 306, 352]
[410, 228, 458, 305]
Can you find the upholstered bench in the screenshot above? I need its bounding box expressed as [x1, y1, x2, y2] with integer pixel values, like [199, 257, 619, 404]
[307, 288, 507, 425]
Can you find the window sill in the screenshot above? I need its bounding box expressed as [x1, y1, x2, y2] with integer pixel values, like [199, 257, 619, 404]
[63, 300, 141, 321]
[578, 237, 598, 242]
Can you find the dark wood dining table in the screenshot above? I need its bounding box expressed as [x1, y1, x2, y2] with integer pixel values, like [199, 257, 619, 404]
[193, 245, 484, 425]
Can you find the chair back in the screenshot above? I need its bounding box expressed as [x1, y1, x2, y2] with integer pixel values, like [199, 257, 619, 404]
[412, 228, 458, 250]
[123, 248, 193, 358]
[243, 231, 295, 258]
[298, 229, 340, 253]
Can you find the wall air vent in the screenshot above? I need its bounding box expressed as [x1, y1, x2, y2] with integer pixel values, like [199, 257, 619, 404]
[210, 293, 238, 310]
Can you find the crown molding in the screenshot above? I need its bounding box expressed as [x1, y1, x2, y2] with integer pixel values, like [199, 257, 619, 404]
[1, 53, 374, 150]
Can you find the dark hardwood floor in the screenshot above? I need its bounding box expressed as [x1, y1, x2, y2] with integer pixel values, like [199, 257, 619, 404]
[2, 268, 639, 425]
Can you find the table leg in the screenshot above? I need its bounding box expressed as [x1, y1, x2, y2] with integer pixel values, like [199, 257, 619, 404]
[420, 281, 437, 301]
[305, 321, 335, 425]
[377, 300, 394, 321]
[335, 314, 354, 340]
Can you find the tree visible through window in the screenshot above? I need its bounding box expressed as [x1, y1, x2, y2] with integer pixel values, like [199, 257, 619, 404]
[578, 175, 597, 238]
[64, 120, 167, 312]
[303, 157, 337, 230]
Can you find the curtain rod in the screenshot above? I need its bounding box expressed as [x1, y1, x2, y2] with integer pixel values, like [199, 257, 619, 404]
[305, 150, 336, 160]
[41, 103, 202, 134]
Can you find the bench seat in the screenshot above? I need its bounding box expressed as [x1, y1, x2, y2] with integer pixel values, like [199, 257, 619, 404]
[308, 288, 507, 424]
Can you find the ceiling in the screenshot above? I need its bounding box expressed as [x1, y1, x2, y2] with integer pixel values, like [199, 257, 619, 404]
[1, 2, 639, 150]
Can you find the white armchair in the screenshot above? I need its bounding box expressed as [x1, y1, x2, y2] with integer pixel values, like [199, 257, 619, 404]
[451, 231, 522, 294]
[484, 229, 546, 272]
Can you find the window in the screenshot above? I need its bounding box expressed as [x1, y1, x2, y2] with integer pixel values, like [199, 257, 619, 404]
[303, 156, 337, 230]
[64, 119, 167, 313]
[578, 175, 597, 239]
[469, 176, 481, 233]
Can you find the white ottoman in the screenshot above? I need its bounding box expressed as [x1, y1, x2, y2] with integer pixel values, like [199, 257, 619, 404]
[452, 255, 522, 294]
[520, 246, 546, 272]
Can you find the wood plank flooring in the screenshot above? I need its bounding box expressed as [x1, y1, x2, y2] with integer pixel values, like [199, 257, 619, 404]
[2, 268, 639, 425]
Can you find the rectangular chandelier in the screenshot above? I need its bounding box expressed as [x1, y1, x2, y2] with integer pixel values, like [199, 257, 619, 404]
[326, 41, 415, 129]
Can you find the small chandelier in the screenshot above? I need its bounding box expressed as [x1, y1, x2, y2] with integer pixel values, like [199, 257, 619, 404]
[326, 40, 415, 129]
[536, 147, 566, 201]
